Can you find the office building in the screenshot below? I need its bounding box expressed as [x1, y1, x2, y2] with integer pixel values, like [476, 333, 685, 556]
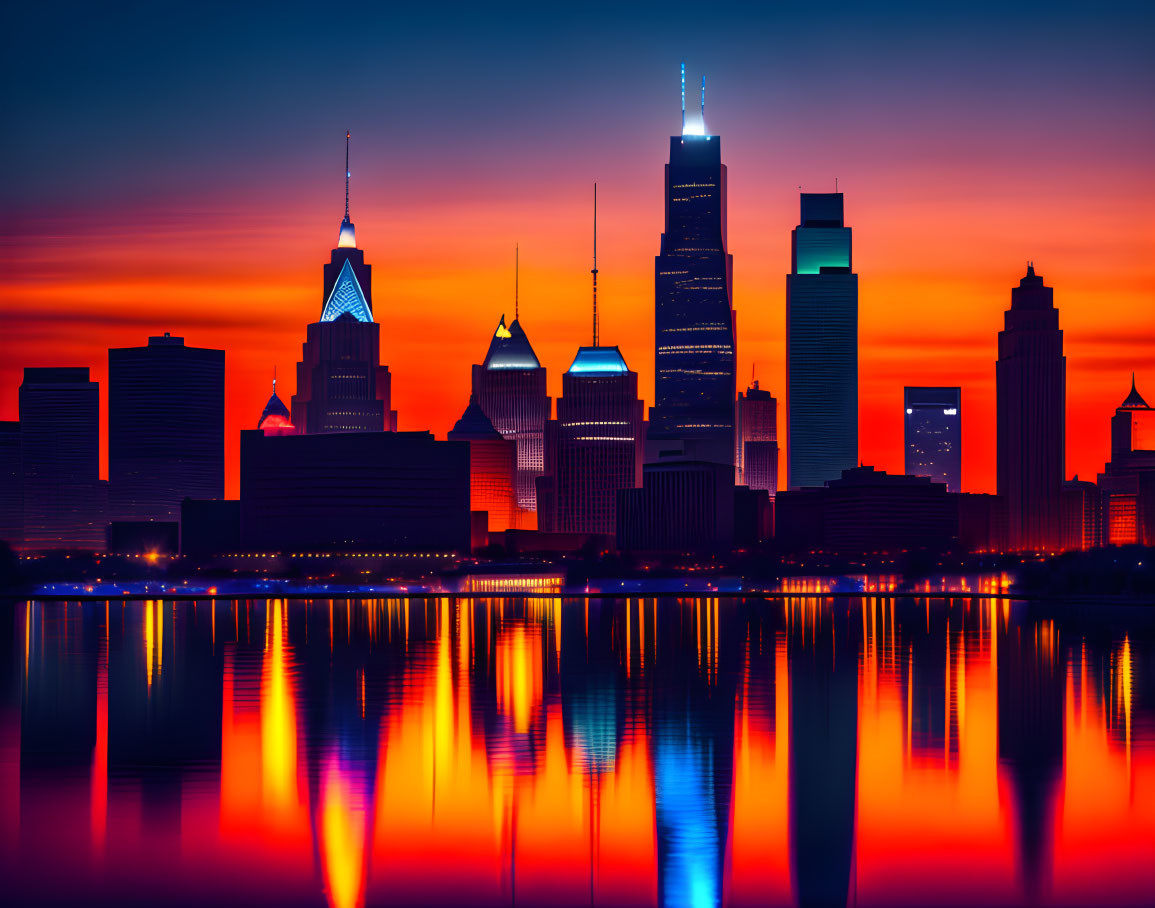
[540, 347, 643, 535]
[240, 429, 470, 553]
[1061, 479, 1102, 551]
[904, 386, 962, 492]
[997, 264, 1065, 551]
[18, 367, 106, 550]
[108, 333, 224, 522]
[786, 192, 858, 489]
[291, 134, 396, 434]
[0, 422, 20, 546]
[735, 381, 778, 494]
[472, 314, 549, 513]
[649, 119, 737, 468]
[776, 466, 955, 553]
[1096, 375, 1155, 545]
[448, 396, 521, 532]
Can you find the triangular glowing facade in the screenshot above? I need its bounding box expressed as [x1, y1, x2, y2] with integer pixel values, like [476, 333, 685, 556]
[321, 258, 373, 323]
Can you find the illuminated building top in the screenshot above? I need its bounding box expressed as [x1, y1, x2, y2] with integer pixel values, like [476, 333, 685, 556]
[567, 346, 629, 375]
[482, 315, 541, 370]
[320, 258, 373, 323]
[258, 377, 293, 431]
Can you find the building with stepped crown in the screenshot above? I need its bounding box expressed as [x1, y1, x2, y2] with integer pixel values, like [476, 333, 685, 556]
[291, 133, 395, 434]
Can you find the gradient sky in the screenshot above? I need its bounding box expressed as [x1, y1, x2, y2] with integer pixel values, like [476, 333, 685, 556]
[3, 1, 1153, 497]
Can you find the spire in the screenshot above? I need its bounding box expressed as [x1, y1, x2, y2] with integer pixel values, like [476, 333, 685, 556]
[1026, 260, 1035, 278]
[591, 183, 599, 347]
[1121, 371, 1149, 409]
[700, 75, 705, 128]
[337, 131, 356, 248]
[680, 62, 686, 135]
[515, 243, 519, 322]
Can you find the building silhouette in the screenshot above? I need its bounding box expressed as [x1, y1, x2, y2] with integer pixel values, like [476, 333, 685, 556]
[0, 421, 20, 546]
[448, 395, 520, 532]
[735, 381, 778, 495]
[18, 368, 105, 550]
[648, 125, 736, 469]
[1061, 478, 1102, 550]
[291, 134, 395, 434]
[108, 333, 224, 522]
[997, 264, 1065, 551]
[239, 429, 469, 553]
[617, 460, 736, 554]
[540, 347, 643, 535]
[786, 192, 858, 490]
[904, 386, 962, 492]
[471, 314, 549, 514]
[1096, 374, 1155, 544]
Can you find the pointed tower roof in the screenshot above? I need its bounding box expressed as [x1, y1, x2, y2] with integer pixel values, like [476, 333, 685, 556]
[447, 396, 503, 440]
[1120, 373, 1149, 409]
[258, 378, 293, 431]
[321, 257, 373, 322]
[482, 315, 541, 370]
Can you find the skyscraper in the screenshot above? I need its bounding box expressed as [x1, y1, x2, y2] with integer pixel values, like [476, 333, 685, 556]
[1096, 374, 1155, 545]
[786, 192, 858, 490]
[649, 81, 736, 469]
[997, 264, 1065, 551]
[447, 396, 520, 532]
[904, 386, 962, 493]
[548, 347, 644, 535]
[0, 421, 20, 546]
[18, 368, 105, 550]
[472, 310, 549, 514]
[291, 133, 395, 434]
[735, 381, 778, 495]
[109, 333, 224, 522]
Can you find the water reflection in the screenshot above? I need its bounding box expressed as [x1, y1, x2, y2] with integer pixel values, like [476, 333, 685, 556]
[2, 596, 1154, 907]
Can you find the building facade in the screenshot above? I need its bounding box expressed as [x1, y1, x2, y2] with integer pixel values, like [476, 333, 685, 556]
[735, 381, 778, 495]
[448, 396, 521, 533]
[996, 264, 1065, 551]
[904, 386, 962, 492]
[1096, 375, 1155, 545]
[472, 315, 549, 514]
[108, 334, 224, 522]
[18, 368, 105, 550]
[542, 347, 643, 535]
[649, 132, 736, 469]
[0, 421, 20, 547]
[239, 429, 470, 553]
[786, 193, 858, 490]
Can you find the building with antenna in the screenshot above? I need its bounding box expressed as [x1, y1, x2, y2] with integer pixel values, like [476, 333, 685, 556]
[648, 65, 737, 471]
[1096, 374, 1155, 545]
[537, 186, 643, 535]
[786, 192, 858, 490]
[996, 263, 1065, 551]
[291, 132, 396, 434]
[258, 373, 296, 436]
[471, 249, 550, 516]
[736, 381, 778, 495]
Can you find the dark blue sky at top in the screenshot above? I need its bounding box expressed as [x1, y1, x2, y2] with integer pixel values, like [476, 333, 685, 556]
[2, 0, 1153, 219]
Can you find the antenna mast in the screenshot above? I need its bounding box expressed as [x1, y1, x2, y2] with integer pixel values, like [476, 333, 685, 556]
[701, 76, 705, 127]
[344, 131, 350, 220]
[591, 183, 598, 347]
[515, 243, 519, 322]
[680, 63, 685, 134]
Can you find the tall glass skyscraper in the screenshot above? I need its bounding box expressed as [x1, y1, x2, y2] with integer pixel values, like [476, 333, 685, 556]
[904, 386, 961, 492]
[997, 264, 1065, 552]
[735, 381, 778, 495]
[109, 334, 224, 522]
[649, 132, 736, 469]
[786, 192, 858, 489]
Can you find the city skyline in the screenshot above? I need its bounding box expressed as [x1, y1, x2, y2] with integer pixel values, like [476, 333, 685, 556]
[3, 5, 1153, 499]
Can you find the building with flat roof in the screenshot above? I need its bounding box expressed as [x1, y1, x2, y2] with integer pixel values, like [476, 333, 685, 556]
[904, 386, 961, 492]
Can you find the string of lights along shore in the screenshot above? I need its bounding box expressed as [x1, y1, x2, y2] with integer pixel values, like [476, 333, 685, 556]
[1, 63, 1153, 561]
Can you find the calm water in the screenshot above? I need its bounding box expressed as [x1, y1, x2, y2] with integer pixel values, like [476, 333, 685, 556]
[1, 596, 1152, 907]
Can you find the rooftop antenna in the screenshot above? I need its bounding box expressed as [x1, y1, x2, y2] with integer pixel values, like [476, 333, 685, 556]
[835, 177, 838, 193]
[680, 62, 685, 135]
[273, 366, 277, 397]
[514, 243, 519, 322]
[344, 131, 351, 220]
[700, 75, 705, 129]
[591, 183, 599, 347]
